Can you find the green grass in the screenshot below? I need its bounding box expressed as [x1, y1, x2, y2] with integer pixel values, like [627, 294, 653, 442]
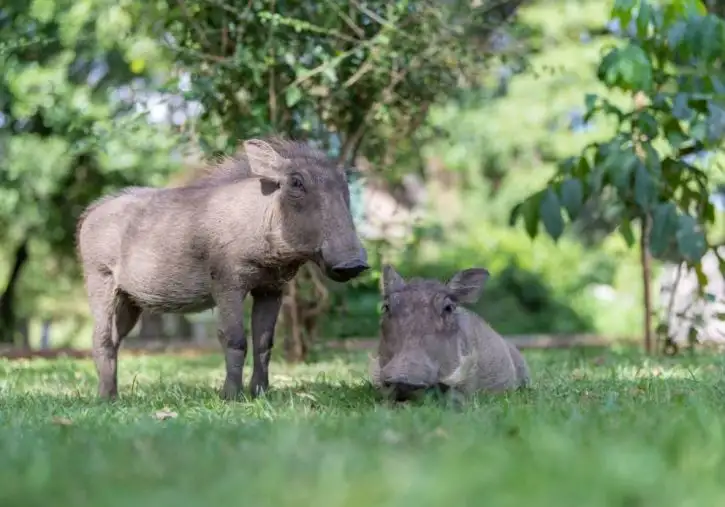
[2, 348, 725, 507]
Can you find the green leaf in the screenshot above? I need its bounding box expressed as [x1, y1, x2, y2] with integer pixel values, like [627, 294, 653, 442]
[643, 143, 662, 176]
[559, 178, 584, 221]
[703, 202, 716, 224]
[508, 202, 523, 227]
[663, 117, 688, 150]
[619, 217, 635, 247]
[666, 20, 688, 49]
[609, 149, 638, 193]
[588, 167, 606, 194]
[694, 263, 709, 294]
[690, 119, 708, 143]
[539, 188, 565, 241]
[680, 0, 708, 16]
[558, 156, 578, 175]
[635, 111, 659, 139]
[706, 102, 725, 143]
[599, 43, 654, 93]
[672, 93, 692, 121]
[597, 48, 621, 84]
[522, 193, 542, 239]
[710, 76, 725, 95]
[612, 0, 636, 26]
[695, 15, 721, 63]
[676, 214, 708, 262]
[635, 0, 654, 38]
[285, 85, 302, 107]
[575, 155, 591, 179]
[29, 0, 55, 23]
[634, 162, 655, 211]
[649, 202, 677, 257]
[584, 93, 598, 114]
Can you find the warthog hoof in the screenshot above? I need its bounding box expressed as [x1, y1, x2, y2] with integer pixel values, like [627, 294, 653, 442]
[220, 381, 245, 401]
[250, 381, 270, 399]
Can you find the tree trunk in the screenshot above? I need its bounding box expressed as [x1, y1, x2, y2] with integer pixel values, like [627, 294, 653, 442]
[640, 215, 653, 354]
[17, 318, 30, 348]
[175, 315, 193, 341]
[40, 319, 52, 349]
[0, 239, 29, 344]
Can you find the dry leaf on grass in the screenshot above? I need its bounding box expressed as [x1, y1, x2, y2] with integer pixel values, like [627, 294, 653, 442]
[154, 408, 178, 421]
[52, 417, 73, 426]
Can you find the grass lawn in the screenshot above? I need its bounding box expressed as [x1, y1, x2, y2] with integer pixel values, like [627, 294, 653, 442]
[2, 347, 725, 507]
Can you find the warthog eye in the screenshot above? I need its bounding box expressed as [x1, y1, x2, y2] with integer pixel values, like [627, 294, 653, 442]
[380, 302, 390, 314]
[442, 301, 456, 314]
[289, 174, 306, 194]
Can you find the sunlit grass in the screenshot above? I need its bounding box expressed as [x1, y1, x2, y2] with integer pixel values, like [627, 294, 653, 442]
[2, 348, 725, 507]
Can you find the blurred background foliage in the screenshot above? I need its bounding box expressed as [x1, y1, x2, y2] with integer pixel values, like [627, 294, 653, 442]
[0, 0, 722, 356]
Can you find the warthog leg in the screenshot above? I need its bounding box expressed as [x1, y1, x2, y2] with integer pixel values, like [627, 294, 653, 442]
[249, 288, 283, 398]
[212, 280, 248, 400]
[86, 271, 141, 399]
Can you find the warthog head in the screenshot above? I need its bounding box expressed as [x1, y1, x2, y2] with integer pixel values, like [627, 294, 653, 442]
[369, 264, 489, 401]
[244, 139, 369, 282]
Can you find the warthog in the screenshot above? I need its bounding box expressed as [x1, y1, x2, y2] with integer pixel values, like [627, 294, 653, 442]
[369, 265, 530, 401]
[76, 137, 369, 400]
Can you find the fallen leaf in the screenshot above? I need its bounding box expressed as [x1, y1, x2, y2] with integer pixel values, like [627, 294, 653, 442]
[154, 408, 178, 421]
[52, 416, 73, 426]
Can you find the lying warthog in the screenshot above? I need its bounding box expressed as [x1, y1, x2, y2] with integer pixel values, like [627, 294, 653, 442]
[369, 265, 530, 401]
[76, 137, 369, 400]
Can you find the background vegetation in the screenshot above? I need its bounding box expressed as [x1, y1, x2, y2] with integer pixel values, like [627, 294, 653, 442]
[1, 0, 723, 356]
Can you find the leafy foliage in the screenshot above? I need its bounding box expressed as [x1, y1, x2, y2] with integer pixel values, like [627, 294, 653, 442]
[0, 0, 182, 340]
[511, 0, 725, 267]
[162, 0, 525, 171]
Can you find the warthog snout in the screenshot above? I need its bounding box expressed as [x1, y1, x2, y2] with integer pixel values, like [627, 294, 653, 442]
[323, 246, 369, 282]
[382, 380, 429, 401]
[329, 259, 370, 281]
[379, 352, 438, 400]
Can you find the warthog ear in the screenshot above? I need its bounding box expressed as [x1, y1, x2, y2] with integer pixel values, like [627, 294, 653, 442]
[446, 268, 490, 304]
[382, 264, 405, 295]
[244, 139, 287, 181]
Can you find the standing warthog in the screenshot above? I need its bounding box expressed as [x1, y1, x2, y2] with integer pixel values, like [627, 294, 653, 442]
[76, 137, 369, 400]
[369, 265, 530, 401]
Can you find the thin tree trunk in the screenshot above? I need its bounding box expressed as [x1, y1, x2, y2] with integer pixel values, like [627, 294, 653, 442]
[0, 239, 29, 344]
[640, 214, 653, 354]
